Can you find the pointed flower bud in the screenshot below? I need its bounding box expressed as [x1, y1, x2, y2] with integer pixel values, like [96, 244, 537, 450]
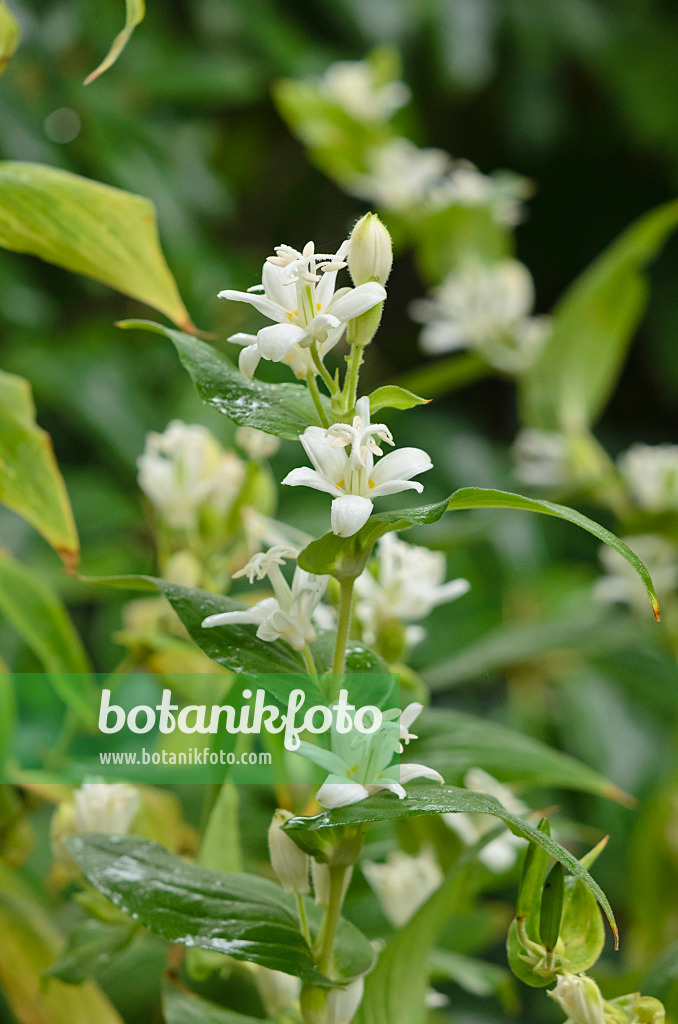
[268, 809, 310, 894]
[348, 213, 393, 286]
[548, 974, 605, 1024]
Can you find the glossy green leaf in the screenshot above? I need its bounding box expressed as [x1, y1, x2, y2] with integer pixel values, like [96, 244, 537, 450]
[0, 164, 194, 332]
[66, 834, 375, 984]
[521, 199, 678, 431]
[368, 385, 429, 414]
[163, 982, 268, 1024]
[119, 320, 330, 439]
[0, 1, 20, 75]
[0, 369, 78, 567]
[46, 920, 136, 984]
[298, 486, 659, 619]
[84, 0, 145, 85]
[284, 784, 617, 942]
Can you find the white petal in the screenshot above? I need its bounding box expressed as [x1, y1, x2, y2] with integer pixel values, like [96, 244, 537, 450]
[418, 321, 466, 355]
[238, 344, 261, 379]
[261, 260, 292, 310]
[316, 782, 370, 808]
[257, 323, 308, 361]
[228, 332, 258, 346]
[431, 578, 471, 606]
[218, 288, 286, 323]
[370, 447, 433, 491]
[399, 702, 424, 731]
[300, 426, 348, 483]
[398, 763, 444, 785]
[282, 466, 341, 497]
[331, 494, 373, 537]
[201, 600, 276, 629]
[328, 281, 386, 322]
[367, 782, 406, 799]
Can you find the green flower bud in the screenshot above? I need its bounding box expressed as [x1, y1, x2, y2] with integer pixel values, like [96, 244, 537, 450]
[348, 213, 393, 286]
[268, 809, 310, 894]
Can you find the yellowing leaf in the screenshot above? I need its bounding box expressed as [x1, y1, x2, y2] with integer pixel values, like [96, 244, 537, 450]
[0, 1, 19, 75]
[0, 162, 195, 333]
[0, 369, 79, 568]
[84, 0, 145, 85]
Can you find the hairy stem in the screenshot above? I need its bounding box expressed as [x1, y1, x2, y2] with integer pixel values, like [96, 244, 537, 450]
[342, 341, 364, 416]
[332, 576, 355, 677]
[307, 371, 330, 428]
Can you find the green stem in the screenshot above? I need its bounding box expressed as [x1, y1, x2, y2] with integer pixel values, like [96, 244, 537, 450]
[342, 340, 364, 416]
[332, 577, 355, 677]
[306, 371, 330, 428]
[296, 892, 313, 949]
[302, 644, 319, 681]
[315, 864, 349, 977]
[311, 341, 338, 396]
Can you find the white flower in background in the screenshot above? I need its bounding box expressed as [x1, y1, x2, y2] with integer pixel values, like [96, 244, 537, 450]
[320, 59, 410, 123]
[254, 966, 301, 1018]
[443, 769, 527, 873]
[311, 860, 354, 908]
[595, 535, 678, 613]
[351, 138, 452, 212]
[326, 977, 365, 1024]
[512, 429, 575, 489]
[618, 443, 678, 513]
[201, 545, 327, 650]
[283, 397, 433, 537]
[268, 809, 310, 894]
[137, 420, 245, 530]
[362, 847, 443, 927]
[298, 702, 443, 808]
[410, 260, 550, 373]
[355, 533, 470, 648]
[235, 426, 280, 459]
[220, 240, 386, 379]
[548, 974, 606, 1024]
[437, 163, 530, 227]
[73, 782, 139, 835]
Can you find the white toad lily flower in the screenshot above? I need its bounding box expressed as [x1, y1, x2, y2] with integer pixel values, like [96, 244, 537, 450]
[201, 545, 327, 650]
[297, 703, 443, 808]
[362, 846, 443, 927]
[283, 397, 433, 537]
[548, 974, 606, 1024]
[220, 239, 386, 379]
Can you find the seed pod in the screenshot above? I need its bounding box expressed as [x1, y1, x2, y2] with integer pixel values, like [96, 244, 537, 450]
[539, 861, 565, 950]
[516, 817, 550, 923]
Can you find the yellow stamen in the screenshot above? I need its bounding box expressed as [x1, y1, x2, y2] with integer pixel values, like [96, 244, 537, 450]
[368, 479, 375, 489]
[316, 303, 322, 311]
[336, 479, 344, 488]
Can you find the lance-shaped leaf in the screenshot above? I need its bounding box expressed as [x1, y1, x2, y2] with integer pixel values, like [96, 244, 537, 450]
[119, 320, 331, 438]
[521, 198, 678, 431]
[0, 1, 20, 75]
[368, 386, 429, 414]
[297, 486, 660, 620]
[84, 0, 145, 85]
[66, 834, 375, 984]
[0, 369, 79, 567]
[0, 163, 195, 332]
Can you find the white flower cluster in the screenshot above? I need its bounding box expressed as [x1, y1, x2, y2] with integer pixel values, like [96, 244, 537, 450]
[618, 443, 678, 513]
[595, 534, 678, 613]
[443, 769, 527, 873]
[362, 846, 443, 927]
[512, 429, 575, 489]
[319, 58, 411, 124]
[410, 259, 550, 373]
[137, 420, 245, 530]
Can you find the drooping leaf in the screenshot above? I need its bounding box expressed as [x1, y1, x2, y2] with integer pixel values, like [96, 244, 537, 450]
[163, 982, 269, 1024]
[0, 1, 20, 75]
[0, 163, 194, 332]
[66, 834, 375, 984]
[284, 784, 617, 942]
[46, 920, 137, 984]
[84, 0, 145, 85]
[0, 369, 78, 567]
[521, 199, 678, 431]
[119, 320, 330, 438]
[297, 486, 660, 619]
[368, 385, 429, 414]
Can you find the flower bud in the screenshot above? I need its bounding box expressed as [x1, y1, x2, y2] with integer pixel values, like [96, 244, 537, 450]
[268, 809, 310, 894]
[73, 782, 139, 835]
[547, 974, 605, 1024]
[348, 213, 393, 286]
[326, 977, 365, 1024]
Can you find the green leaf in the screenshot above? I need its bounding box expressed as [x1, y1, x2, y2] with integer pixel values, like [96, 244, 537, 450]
[283, 784, 617, 943]
[410, 709, 632, 805]
[0, 553, 89, 673]
[368, 386, 429, 414]
[0, 1, 20, 75]
[84, 0, 145, 85]
[120, 320, 330, 438]
[521, 199, 678, 431]
[298, 486, 659, 618]
[0, 369, 79, 567]
[66, 834, 375, 984]
[0, 163, 194, 332]
[46, 920, 136, 984]
[162, 982, 269, 1024]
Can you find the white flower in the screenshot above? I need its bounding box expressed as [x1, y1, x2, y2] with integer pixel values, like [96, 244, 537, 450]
[618, 443, 678, 513]
[268, 808, 310, 894]
[235, 426, 280, 459]
[137, 420, 245, 530]
[220, 239, 386, 379]
[201, 545, 327, 650]
[410, 260, 550, 373]
[548, 974, 606, 1024]
[351, 138, 452, 212]
[595, 535, 678, 612]
[320, 59, 410, 123]
[297, 702, 443, 808]
[512, 429, 575, 489]
[282, 397, 433, 537]
[354, 533, 470, 648]
[73, 782, 139, 835]
[443, 769, 527, 873]
[254, 966, 301, 1018]
[326, 977, 365, 1024]
[362, 847, 443, 927]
